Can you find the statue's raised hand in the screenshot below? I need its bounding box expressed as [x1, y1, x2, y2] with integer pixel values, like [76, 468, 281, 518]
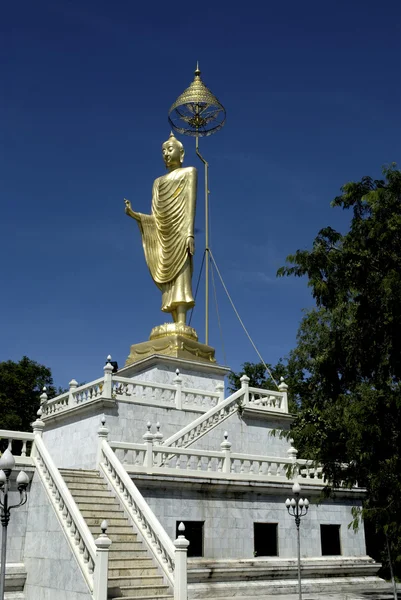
[124, 198, 140, 222]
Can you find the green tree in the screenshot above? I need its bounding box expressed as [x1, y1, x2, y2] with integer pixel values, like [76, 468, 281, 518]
[278, 165, 401, 576]
[0, 356, 57, 432]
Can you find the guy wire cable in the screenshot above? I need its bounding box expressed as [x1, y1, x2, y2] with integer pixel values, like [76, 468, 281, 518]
[209, 249, 280, 390]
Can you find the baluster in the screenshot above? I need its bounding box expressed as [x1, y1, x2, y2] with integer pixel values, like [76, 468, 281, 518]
[88, 557, 94, 574]
[240, 459, 245, 473]
[21, 441, 27, 457]
[197, 456, 202, 471]
[7, 439, 12, 452]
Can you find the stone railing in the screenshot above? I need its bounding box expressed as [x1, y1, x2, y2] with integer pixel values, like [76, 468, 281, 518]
[43, 359, 223, 419]
[32, 433, 97, 590]
[163, 387, 245, 450]
[109, 431, 329, 487]
[99, 436, 176, 586]
[0, 430, 34, 466]
[44, 377, 105, 416]
[112, 374, 221, 412]
[248, 386, 288, 413]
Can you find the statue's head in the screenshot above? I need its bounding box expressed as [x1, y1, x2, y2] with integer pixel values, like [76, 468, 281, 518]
[162, 132, 184, 171]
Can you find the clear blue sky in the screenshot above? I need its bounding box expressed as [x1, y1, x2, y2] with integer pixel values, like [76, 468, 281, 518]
[1, 0, 400, 389]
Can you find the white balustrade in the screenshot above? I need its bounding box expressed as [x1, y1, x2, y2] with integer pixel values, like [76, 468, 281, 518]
[44, 378, 104, 416]
[32, 435, 97, 592]
[109, 432, 334, 487]
[163, 387, 245, 449]
[0, 430, 34, 465]
[41, 363, 288, 423]
[248, 387, 285, 410]
[99, 439, 175, 586]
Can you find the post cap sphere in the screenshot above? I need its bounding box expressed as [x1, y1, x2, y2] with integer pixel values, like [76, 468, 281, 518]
[292, 481, 301, 495]
[16, 470, 29, 489]
[0, 448, 16, 471]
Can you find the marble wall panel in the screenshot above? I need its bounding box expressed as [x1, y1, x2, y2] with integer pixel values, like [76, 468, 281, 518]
[23, 473, 92, 600]
[139, 485, 366, 560]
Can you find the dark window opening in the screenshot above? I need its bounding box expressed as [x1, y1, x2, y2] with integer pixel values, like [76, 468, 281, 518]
[321, 524, 341, 555]
[254, 522, 278, 556]
[176, 521, 204, 557]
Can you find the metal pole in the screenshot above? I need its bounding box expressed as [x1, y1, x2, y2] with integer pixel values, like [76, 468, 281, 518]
[0, 477, 9, 600]
[386, 533, 398, 600]
[296, 518, 302, 600]
[195, 136, 210, 346]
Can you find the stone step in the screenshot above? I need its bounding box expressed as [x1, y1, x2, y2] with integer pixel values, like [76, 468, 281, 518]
[109, 550, 150, 559]
[116, 585, 170, 598]
[111, 595, 173, 600]
[85, 511, 128, 527]
[110, 566, 162, 577]
[71, 489, 115, 498]
[108, 574, 164, 585]
[65, 481, 110, 491]
[109, 558, 155, 569]
[96, 531, 139, 542]
[60, 469, 99, 476]
[109, 542, 143, 552]
[78, 503, 122, 513]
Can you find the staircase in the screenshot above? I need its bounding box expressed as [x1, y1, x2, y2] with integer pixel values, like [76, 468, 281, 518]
[60, 469, 174, 600]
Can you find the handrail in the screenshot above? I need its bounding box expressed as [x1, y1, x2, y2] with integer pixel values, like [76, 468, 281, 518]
[32, 435, 97, 591]
[0, 430, 34, 441]
[99, 439, 175, 586]
[163, 388, 245, 448]
[248, 387, 283, 398]
[109, 438, 327, 484]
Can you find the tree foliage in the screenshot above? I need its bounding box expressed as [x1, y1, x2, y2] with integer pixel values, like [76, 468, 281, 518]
[0, 356, 57, 432]
[277, 165, 401, 575]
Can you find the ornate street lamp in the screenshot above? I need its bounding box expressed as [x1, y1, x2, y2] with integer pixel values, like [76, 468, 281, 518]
[285, 482, 309, 600]
[0, 448, 29, 600]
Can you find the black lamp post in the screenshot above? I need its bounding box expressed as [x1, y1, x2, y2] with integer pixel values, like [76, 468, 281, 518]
[0, 448, 29, 600]
[285, 482, 309, 600]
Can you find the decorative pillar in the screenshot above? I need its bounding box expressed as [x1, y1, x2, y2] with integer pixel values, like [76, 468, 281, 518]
[68, 379, 78, 406]
[93, 520, 112, 600]
[96, 415, 109, 468]
[174, 522, 189, 600]
[215, 382, 225, 404]
[154, 423, 163, 445]
[32, 389, 47, 438]
[174, 369, 183, 410]
[220, 432, 232, 474]
[143, 422, 154, 472]
[240, 374, 250, 405]
[278, 377, 289, 412]
[103, 356, 114, 399]
[287, 440, 299, 479]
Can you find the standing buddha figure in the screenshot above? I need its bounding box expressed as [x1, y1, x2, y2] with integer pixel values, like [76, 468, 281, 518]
[125, 133, 197, 328]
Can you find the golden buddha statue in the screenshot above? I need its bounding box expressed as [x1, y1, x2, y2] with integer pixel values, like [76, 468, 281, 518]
[125, 133, 197, 328]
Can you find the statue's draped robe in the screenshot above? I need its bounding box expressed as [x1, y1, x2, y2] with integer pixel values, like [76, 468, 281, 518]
[137, 167, 195, 313]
